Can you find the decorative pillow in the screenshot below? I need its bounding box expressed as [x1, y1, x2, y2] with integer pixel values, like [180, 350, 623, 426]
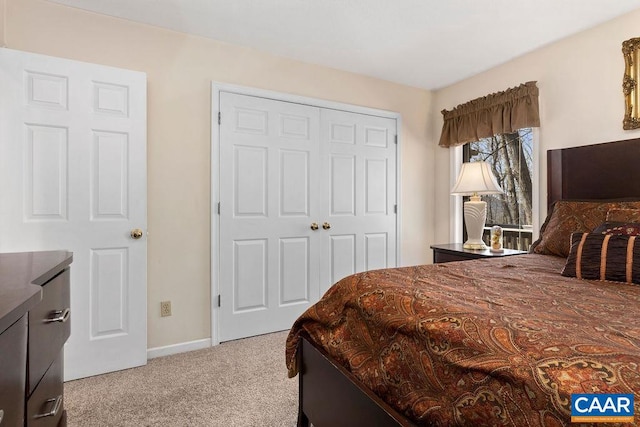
[606, 208, 640, 222]
[561, 232, 640, 284]
[531, 200, 640, 258]
[593, 222, 640, 236]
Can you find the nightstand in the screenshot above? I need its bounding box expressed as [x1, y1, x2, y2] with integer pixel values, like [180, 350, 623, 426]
[430, 243, 527, 264]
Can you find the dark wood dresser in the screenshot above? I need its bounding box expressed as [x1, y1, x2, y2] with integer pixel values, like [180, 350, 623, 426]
[0, 251, 72, 427]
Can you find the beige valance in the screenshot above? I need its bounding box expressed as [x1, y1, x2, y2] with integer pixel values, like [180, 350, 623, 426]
[439, 81, 540, 148]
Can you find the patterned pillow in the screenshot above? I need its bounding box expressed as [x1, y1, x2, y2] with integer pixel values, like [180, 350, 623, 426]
[561, 232, 640, 284]
[607, 208, 640, 222]
[593, 222, 640, 236]
[531, 200, 640, 258]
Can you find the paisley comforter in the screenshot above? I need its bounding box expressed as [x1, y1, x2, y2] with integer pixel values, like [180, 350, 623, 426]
[285, 254, 640, 426]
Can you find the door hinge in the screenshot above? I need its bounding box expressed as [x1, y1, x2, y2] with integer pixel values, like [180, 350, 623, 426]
[394, 135, 398, 144]
[218, 112, 221, 125]
[394, 204, 397, 214]
[217, 202, 220, 215]
[217, 294, 221, 307]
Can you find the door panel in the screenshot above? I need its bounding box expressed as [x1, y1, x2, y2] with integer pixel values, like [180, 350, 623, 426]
[280, 150, 310, 216]
[25, 125, 68, 220]
[90, 248, 129, 337]
[234, 146, 268, 216]
[365, 158, 388, 214]
[234, 239, 268, 311]
[330, 234, 356, 284]
[365, 233, 388, 271]
[219, 92, 320, 341]
[280, 237, 310, 304]
[92, 131, 129, 219]
[320, 109, 397, 294]
[0, 48, 147, 380]
[330, 155, 356, 215]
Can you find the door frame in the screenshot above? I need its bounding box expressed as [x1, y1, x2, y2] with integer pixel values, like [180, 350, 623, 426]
[210, 82, 402, 345]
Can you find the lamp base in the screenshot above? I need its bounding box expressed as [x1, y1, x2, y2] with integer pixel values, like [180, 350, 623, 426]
[463, 198, 488, 250]
[463, 238, 487, 250]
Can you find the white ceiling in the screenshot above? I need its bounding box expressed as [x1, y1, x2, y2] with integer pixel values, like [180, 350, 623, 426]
[48, 0, 640, 90]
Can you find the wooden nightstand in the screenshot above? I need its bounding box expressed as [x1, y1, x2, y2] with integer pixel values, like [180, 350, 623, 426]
[431, 243, 527, 264]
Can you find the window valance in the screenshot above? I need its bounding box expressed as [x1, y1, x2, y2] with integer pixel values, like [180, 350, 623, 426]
[439, 81, 540, 148]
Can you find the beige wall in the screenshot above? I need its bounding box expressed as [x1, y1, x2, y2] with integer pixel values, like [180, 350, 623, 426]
[5, 0, 434, 349]
[431, 9, 640, 245]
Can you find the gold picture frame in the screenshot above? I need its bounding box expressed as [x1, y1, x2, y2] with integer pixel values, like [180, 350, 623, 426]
[623, 37, 640, 130]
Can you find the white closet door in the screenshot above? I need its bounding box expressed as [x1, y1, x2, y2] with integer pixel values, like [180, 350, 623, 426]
[319, 109, 397, 293]
[0, 48, 147, 380]
[218, 92, 321, 342]
[217, 90, 398, 342]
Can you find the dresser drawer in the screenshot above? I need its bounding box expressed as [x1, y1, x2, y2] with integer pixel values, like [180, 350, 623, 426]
[28, 269, 71, 395]
[0, 315, 28, 427]
[26, 351, 64, 427]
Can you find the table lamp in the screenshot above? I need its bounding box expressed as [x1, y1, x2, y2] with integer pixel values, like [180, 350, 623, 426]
[451, 161, 503, 250]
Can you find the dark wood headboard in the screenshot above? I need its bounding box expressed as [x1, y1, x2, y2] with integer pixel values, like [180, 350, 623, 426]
[547, 137, 640, 209]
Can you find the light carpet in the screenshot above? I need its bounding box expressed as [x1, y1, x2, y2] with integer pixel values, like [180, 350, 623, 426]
[64, 331, 298, 426]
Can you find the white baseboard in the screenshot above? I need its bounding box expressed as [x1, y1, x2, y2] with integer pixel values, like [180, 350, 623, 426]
[147, 338, 212, 359]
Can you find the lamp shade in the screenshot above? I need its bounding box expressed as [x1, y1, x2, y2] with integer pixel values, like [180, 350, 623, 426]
[451, 161, 503, 196]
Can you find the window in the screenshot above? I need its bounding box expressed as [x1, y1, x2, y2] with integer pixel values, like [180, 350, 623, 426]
[462, 129, 533, 250]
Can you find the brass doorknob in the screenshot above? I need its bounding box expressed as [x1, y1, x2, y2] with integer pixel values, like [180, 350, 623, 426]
[131, 228, 144, 239]
[322, 222, 331, 230]
[310, 222, 319, 231]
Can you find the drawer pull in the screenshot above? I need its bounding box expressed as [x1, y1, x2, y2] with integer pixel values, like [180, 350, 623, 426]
[0, 409, 4, 424]
[44, 308, 70, 323]
[34, 395, 62, 419]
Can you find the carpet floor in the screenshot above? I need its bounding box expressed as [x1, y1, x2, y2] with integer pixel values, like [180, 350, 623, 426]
[64, 331, 298, 426]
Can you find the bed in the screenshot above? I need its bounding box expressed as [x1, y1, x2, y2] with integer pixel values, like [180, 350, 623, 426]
[285, 137, 640, 427]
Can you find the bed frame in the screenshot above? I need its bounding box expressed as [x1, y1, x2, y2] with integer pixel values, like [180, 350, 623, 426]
[295, 137, 640, 427]
[547, 137, 640, 207]
[296, 334, 416, 427]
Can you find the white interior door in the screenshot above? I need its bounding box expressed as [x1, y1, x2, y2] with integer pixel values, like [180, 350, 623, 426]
[218, 92, 321, 342]
[0, 48, 147, 380]
[216, 88, 398, 342]
[319, 109, 397, 293]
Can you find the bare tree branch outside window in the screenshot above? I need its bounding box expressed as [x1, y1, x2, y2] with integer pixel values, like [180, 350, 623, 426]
[463, 129, 533, 250]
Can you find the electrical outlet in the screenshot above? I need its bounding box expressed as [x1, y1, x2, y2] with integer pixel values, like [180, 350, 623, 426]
[160, 301, 172, 317]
